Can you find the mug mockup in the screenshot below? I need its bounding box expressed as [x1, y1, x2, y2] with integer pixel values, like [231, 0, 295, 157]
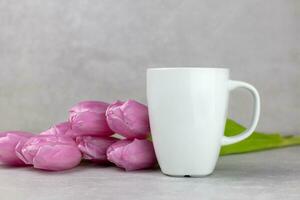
[147, 68, 260, 177]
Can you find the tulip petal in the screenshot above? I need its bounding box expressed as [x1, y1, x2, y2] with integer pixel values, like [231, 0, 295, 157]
[121, 139, 157, 171]
[17, 135, 82, 171]
[69, 101, 114, 136]
[33, 144, 82, 171]
[40, 122, 78, 138]
[106, 100, 150, 139]
[0, 131, 33, 166]
[107, 139, 157, 171]
[76, 136, 118, 163]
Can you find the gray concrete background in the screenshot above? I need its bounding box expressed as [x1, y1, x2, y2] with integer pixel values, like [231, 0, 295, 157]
[0, 0, 299, 134]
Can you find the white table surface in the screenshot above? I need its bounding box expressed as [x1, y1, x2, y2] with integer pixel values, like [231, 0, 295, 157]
[1, 147, 300, 200]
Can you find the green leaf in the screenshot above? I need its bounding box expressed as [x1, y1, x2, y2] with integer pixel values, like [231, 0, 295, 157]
[147, 134, 152, 141]
[220, 119, 300, 155]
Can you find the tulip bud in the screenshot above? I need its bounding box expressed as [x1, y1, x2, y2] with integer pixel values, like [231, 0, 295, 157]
[69, 101, 114, 137]
[106, 100, 150, 139]
[0, 131, 33, 166]
[106, 139, 157, 171]
[40, 122, 78, 138]
[16, 135, 82, 171]
[76, 136, 118, 163]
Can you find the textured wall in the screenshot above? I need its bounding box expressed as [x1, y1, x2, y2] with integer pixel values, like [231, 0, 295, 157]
[0, 0, 299, 134]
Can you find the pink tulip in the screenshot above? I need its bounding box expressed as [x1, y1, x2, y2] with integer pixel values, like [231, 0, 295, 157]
[40, 122, 78, 138]
[76, 136, 118, 163]
[16, 135, 82, 171]
[107, 139, 157, 171]
[106, 100, 150, 139]
[69, 101, 114, 137]
[0, 131, 33, 166]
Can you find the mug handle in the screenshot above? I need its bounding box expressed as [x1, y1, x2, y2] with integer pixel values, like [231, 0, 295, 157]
[221, 80, 261, 146]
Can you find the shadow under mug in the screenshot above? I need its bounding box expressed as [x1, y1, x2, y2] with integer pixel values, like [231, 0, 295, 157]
[147, 67, 260, 177]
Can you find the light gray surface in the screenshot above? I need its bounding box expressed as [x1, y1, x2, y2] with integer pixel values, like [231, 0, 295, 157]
[0, 0, 299, 134]
[1, 147, 300, 200]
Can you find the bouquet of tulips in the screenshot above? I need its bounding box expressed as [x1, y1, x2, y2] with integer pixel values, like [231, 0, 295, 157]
[0, 100, 157, 171]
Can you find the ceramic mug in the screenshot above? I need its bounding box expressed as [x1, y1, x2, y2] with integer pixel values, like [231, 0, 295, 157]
[147, 68, 260, 177]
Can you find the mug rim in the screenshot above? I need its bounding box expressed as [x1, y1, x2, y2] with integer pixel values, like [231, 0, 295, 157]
[147, 67, 229, 71]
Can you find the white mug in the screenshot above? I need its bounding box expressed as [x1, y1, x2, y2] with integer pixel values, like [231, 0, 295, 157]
[147, 68, 260, 177]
